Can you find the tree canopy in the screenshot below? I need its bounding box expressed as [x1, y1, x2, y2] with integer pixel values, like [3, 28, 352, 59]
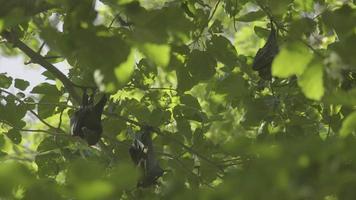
[1, 0, 356, 199]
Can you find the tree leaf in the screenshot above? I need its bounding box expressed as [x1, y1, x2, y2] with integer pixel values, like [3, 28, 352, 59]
[207, 35, 238, 67]
[14, 78, 29, 91]
[114, 49, 135, 88]
[340, 112, 356, 137]
[31, 83, 61, 95]
[272, 42, 313, 78]
[140, 43, 171, 67]
[186, 50, 216, 81]
[298, 59, 324, 100]
[6, 129, 21, 144]
[0, 73, 13, 89]
[35, 153, 62, 177]
[236, 10, 265, 22]
[38, 94, 60, 119]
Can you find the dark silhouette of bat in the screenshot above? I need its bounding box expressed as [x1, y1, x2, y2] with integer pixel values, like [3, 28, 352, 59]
[70, 90, 107, 145]
[129, 126, 164, 187]
[253, 21, 279, 80]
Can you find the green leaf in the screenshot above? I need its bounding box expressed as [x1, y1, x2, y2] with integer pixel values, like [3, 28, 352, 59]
[107, 163, 138, 190]
[207, 35, 238, 67]
[173, 105, 207, 122]
[140, 43, 170, 67]
[177, 119, 192, 139]
[180, 94, 201, 110]
[260, 0, 293, 16]
[322, 5, 356, 39]
[102, 118, 127, 137]
[272, 42, 313, 78]
[298, 59, 324, 100]
[340, 112, 356, 137]
[176, 66, 197, 92]
[37, 137, 56, 152]
[7, 129, 22, 144]
[0, 20, 4, 32]
[294, 0, 314, 11]
[41, 71, 56, 80]
[186, 50, 216, 81]
[0, 134, 5, 149]
[324, 88, 356, 106]
[35, 153, 62, 177]
[254, 26, 270, 38]
[77, 180, 114, 200]
[125, 4, 193, 43]
[216, 72, 248, 99]
[114, 49, 135, 87]
[14, 78, 29, 91]
[0, 151, 7, 157]
[148, 108, 171, 127]
[38, 94, 60, 119]
[0, 73, 13, 89]
[31, 83, 61, 95]
[0, 97, 27, 128]
[329, 34, 356, 67]
[236, 10, 265, 22]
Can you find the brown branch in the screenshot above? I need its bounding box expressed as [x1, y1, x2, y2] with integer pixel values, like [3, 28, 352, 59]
[1, 30, 81, 104]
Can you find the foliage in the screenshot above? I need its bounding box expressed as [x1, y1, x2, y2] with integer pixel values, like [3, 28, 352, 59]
[0, 0, 356, 199]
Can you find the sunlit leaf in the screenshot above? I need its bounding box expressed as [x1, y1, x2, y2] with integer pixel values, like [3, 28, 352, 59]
[115, 49, 135, 86]
[298, 59, 324, 100]
[77, 180, 114, 200]
[140, 43, 170, 67]
[272, 42, 313, 77]
[340, 112, 356, 137]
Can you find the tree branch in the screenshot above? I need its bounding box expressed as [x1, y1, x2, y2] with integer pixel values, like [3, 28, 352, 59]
[1, 30, 81, 104]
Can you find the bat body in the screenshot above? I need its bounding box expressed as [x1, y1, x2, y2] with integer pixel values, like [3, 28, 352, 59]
[129, 127, 164, 187]
[70, 91, 107, 145]
[253, 22, 279, 80]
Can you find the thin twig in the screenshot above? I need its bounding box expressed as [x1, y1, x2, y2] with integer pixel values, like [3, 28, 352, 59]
[37, 42, 46, 53]
[57, 97, 70, 129]
[108, 14, 119, 29]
